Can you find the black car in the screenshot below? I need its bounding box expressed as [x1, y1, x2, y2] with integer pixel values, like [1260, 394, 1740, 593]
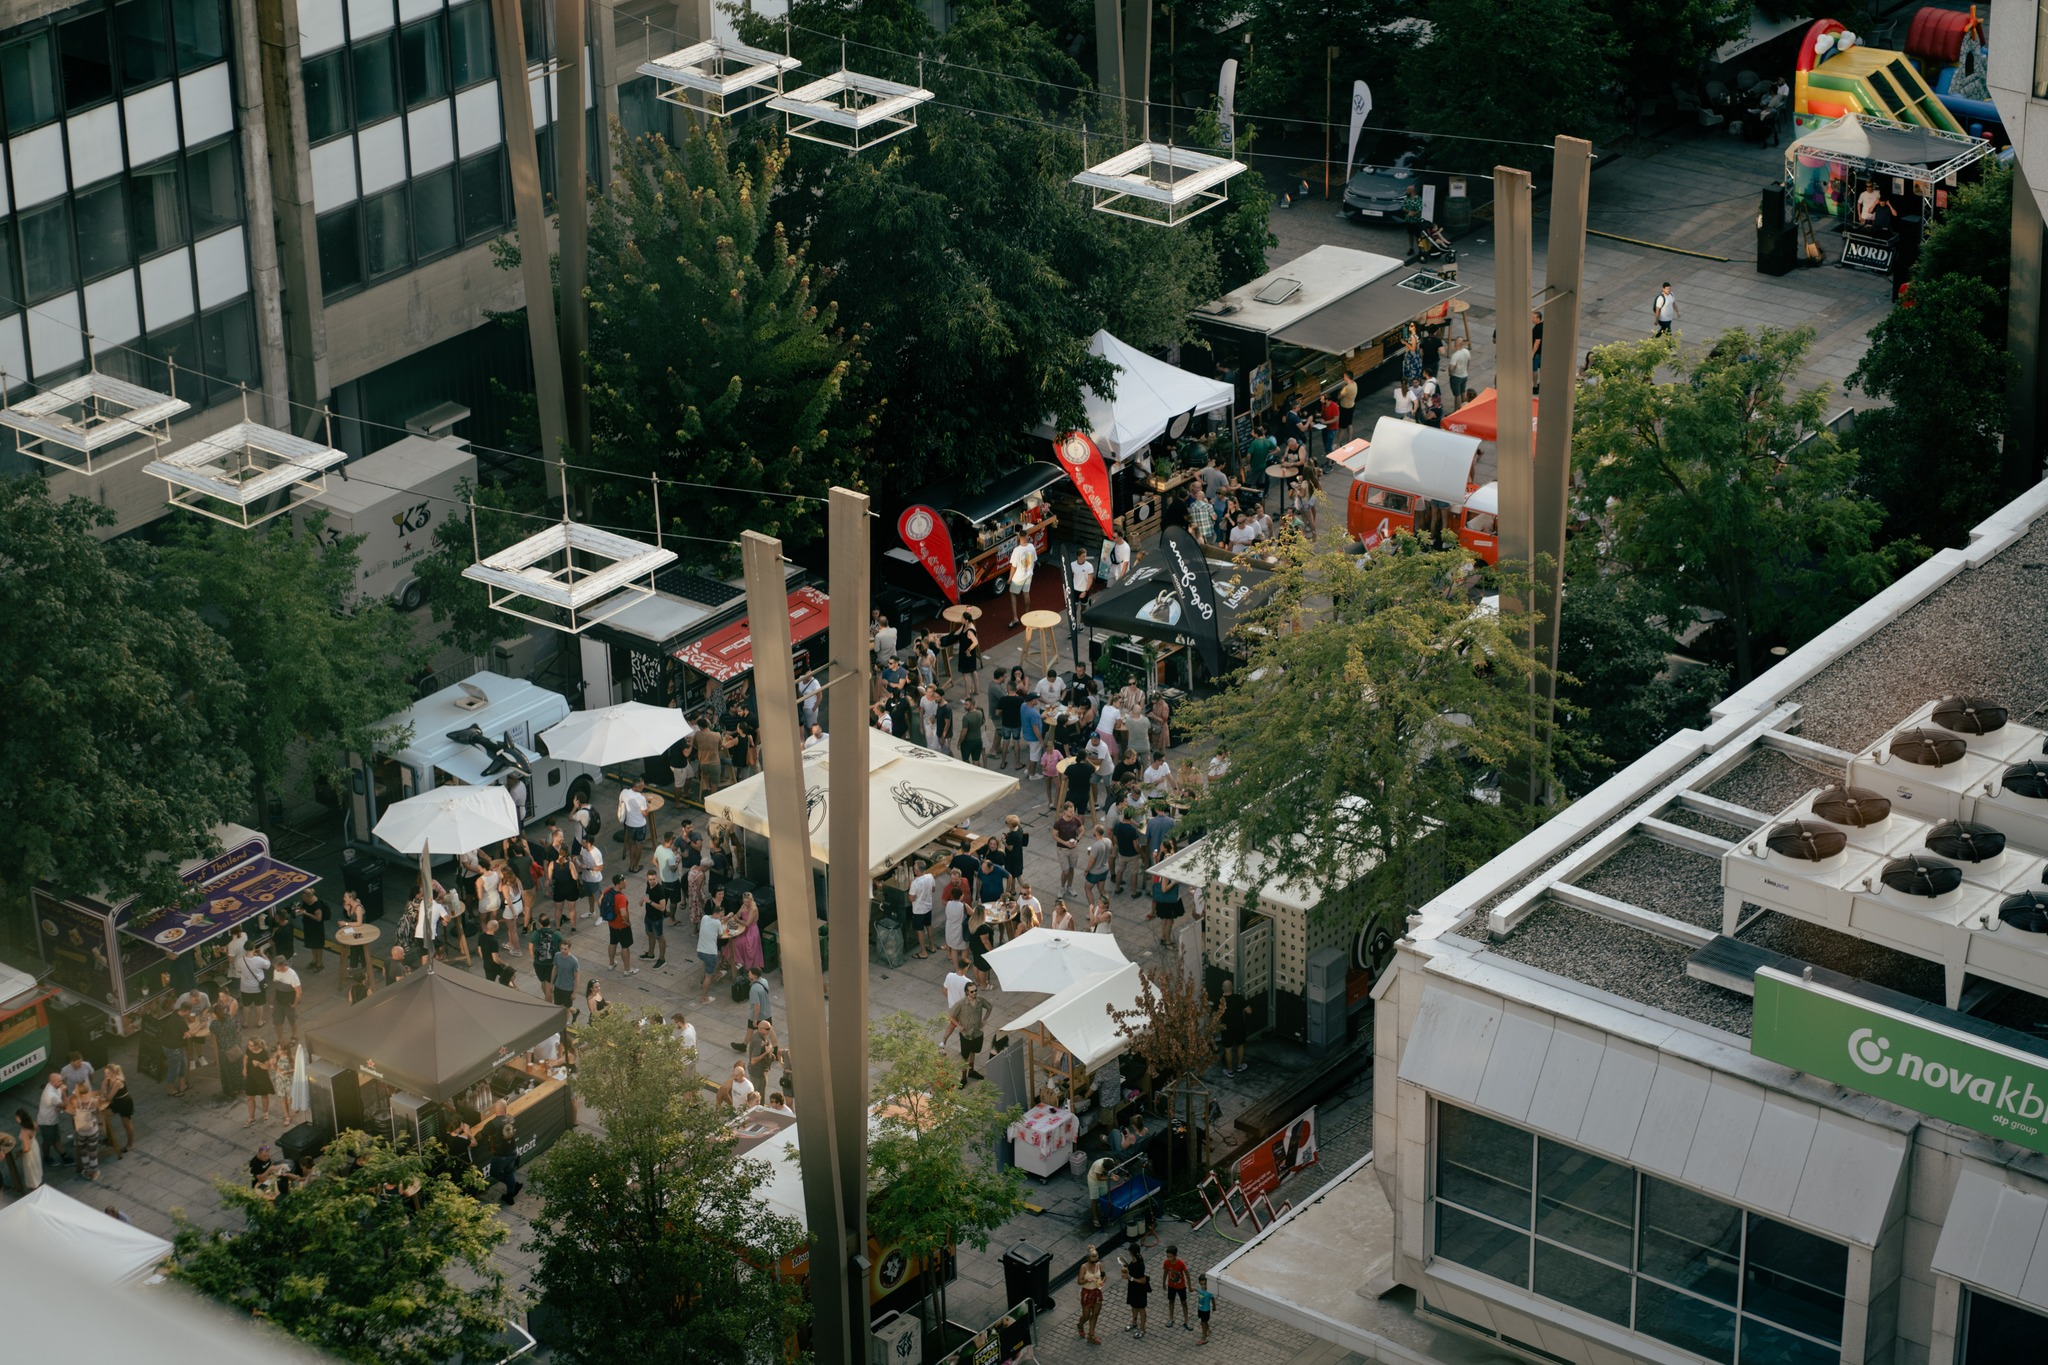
[1342, 139, 1430, 221]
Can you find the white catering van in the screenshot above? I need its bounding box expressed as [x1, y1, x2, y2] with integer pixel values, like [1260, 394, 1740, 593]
[300, 435, 476, 611]
[346, 671, 600, 859]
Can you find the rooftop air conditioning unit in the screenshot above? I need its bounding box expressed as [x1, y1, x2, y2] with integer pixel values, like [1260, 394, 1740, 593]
[1849, 697, 2048, 830]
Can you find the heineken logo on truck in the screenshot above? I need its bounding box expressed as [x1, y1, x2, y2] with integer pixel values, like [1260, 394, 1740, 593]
[1752, 967, 2048, 1154]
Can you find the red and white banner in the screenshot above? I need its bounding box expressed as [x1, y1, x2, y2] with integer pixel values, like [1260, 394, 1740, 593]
[897, 504, 960, 604]
[1234, 1105, 1320, 1202]
[1054, 430, 1115, 540]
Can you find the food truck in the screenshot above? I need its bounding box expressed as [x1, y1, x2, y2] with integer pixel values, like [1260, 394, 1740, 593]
[0, 962, 58, 1090]
[33, 825, 320, 1034]
[1340, 417, 1498, 562]
[886, 462, 1065, 601]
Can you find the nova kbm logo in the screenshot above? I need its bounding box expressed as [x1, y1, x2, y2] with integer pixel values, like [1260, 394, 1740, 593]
[1847, 1026, 2048, 1120]
[1848, 1028, 1892, 1075]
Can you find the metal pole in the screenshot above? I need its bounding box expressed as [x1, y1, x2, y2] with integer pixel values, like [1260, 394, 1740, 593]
[823, 487, 873, 1334]
[555, 0, 592, 469]
[741, 531, 854, 1365]
[1531, 137, 1592, 758]
[1492, 166, 1538, 803]
[1323, 47, 1334, 200]
[489, 0, 569, 500]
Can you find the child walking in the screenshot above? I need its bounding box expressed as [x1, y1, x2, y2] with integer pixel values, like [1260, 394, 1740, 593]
[1196, 1273, 1216, 1343]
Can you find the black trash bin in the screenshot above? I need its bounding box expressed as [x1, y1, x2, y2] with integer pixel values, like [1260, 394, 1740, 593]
[1001, 1241, 1055, 1314]
[342, 848, 386, 921]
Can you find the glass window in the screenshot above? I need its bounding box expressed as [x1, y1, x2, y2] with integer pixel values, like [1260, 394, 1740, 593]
[400, 16, 447, 107]
[519, 0, 550, 63]
[130, 158, 188, 256]
[316, 205, 361, 296]
[459, 148, 505, 239]
[1437, 1106, 1532, 1227]
[75, 180, 133, 279]
[1533, 1241, 1632, 1327]
[351, 34, 400, 125]
[171, 0, 226, 70]
[1737, 1316, 1839, 1365]
[362, 187, 409, 279]
[1537, 1141, 1634, 1267]
[447, 1, 493, 86]
[1963, 1289, 2048, 1365]
[143, 316, 200, 390]
[1742, 1214, 1846, 1345]
[117, 0, 175, 89]
[19, 202, 78, 300]
[534, 121, 556, 201]
[411, 167, 458, 258]
[1, 33, 61, 131]
[1639, 1178, 1741, 1305]
[59, 11, 116, 112]
[303, 49, 349, 142]
[186, 138, 241, 234]
[1435, 1204, 1529, 1289]
[201, 299, 258, 402]
[0, 226, 19, 315]
[1636, 1280, 1736, 1364]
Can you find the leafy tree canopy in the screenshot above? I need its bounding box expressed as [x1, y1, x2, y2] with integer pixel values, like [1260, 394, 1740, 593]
[0, 477, 248, 905]
[1913, 160, 2010, 301]
[1574, 328, 1914, 685]
[170, 1130, 510, 1365]
[1591, 0, 1748, 99]
[414, 477, 545, 656]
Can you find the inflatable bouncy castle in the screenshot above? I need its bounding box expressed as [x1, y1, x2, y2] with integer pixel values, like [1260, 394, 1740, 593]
[1792, 18, 1966, 136]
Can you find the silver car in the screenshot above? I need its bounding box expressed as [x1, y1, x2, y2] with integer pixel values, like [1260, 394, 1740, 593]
[1342, 148, 1425, 220]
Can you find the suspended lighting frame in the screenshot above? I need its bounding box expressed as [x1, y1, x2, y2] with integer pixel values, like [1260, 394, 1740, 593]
[769, 69, 933, 154]
[637, 39, 800, 117]
[1072, 143, 1248, 226]
[461, 475, 676, 636]
[0, 369, 190, 474]
[145, 420, 347, 529]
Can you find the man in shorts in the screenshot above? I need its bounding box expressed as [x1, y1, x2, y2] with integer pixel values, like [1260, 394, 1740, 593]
[620, 778, 651, 872]
[1005, 536, 1037, 627]
[601, 874, 638, 975]
[942, 982, 993, 1087]
[1161, 1246, 1191, 1329]
[696, 902, 727, 1005]
[1195, 1273, 1216, 1343]
[908, 859, 937, 960]
[530, 916, 561, 997]
[1084, 824, 1113, 909]
[1053, 803, 1084, 894]
[270, 960, 302, 1045]
[640, 870, 669, 968]
[551, 945, 579, 1011]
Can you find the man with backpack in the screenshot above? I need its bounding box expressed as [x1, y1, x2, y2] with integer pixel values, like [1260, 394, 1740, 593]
[600, 874, 638, 975]
[530, 916, 561, 998]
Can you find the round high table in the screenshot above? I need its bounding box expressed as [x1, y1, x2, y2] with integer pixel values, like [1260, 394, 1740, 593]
[334, 923, 381, 994]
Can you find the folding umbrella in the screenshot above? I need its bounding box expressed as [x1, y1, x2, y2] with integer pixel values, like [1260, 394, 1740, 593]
[984, 927, 1131, 995]
[539, 700, 693, 766]
[371, 786, 520, 854]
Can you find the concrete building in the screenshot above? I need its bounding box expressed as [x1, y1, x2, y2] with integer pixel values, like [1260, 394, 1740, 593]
[1209, 472, 2048, 1365]
[1988, 4, 2048, 497]
[0, 0, 715, 533]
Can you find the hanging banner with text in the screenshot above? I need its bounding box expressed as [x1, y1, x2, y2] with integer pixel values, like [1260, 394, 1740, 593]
[897, 504, 961, 604]
[1752, 966, 2048, 1156]
[1054, 430, 1116, 540]
[1157, 526, 1225, 677]
[1234, 1105, 1321, 1202]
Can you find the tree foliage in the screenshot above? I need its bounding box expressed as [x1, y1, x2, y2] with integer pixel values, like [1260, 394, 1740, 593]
[868, 1012, 1026, 1332]
[0, 478, 249, 905]
[1397, 0, 1620, 172]
[1913, 161, 2011, 305]
[414, 477, 539, 656]
[169, 1130, 510, 1365]
[524, 1009, 806, 1365]
[1107, 964, 1219, 1082]
[1179, 537, 1558, 932]
[1591, 0, 1748, 100]
[1574, 329, 1914, 685]
[1555, 566, 1725, 793]
[162, 513, 424, 825]
[1240, 0, 1415, 133]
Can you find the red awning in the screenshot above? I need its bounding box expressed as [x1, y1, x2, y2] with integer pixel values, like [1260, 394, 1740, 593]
[1441, 387, 1539, 443]
[675, 586, 831, 682]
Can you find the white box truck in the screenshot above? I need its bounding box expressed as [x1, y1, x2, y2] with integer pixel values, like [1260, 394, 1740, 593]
[302, 435, 477, 611]
[346, 671, 601, 861]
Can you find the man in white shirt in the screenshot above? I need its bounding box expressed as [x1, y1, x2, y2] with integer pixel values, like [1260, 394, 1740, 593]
[725, 1062, 757, 1114]
[1104, 532, 1133, 585]
[943, 966, 974, 1010]
[797, 672, 822, 731]
[620, 778, 651, 873]
[1033, 668, 1065, 711]
[270, 961, 302, 1043]
[1448, 340, 1473, 405]
[1096, 699, 1122, 748]
[238, 946, 272, 1029]
[803, 723, 827, 750]
[762, 1092, 796, 1118]
[670, 1014, 697, 1053]
[909, 863, 938, 959]
[37, 1073, 71, 1166]
[1653, 283, 1678, 336]
[578, 838, 605, 922]
[1006, 538, 1038, 627]
[1228, 518, 1258, 549]
[1070, 548, 1096, 601]
[1206, 749, 1231, 782]
[503, 771, 528, 818]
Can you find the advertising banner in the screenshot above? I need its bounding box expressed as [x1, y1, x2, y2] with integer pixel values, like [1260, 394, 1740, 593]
[1234, 1105, 1321, 1202]
[897, 505, 961, 604]
[1344, 81, 1372, 180]
[1218, 59, 1238, 154]
[1053, 431, 1116, 540]
[1157, 526, 1225, 677]
[1752, 967, 2048, 1156]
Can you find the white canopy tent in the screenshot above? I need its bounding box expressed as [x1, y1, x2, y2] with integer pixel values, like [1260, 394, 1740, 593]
[1001, 962, 1145, 1071]
[1034, 329, 1235, 461]
[1347, 416, 1480, 505]
[0, 1187, 171, 1286]
[985, 927, 1130, 995]
[704, 730, 1019, 879]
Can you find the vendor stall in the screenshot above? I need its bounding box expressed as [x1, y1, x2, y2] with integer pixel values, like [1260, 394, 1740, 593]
[1339, 416, 1496, 561]
[572, 560, 812, 716]
[33, 824, 320, 1034]
[1783, 113, 1994, 275]
[1080, 553, 1273, 689]
[304, 968, 571, 1163]
[886, 462, 1065, 603]
[1001, 962, 1143, 1132]
[0, 961, 57, 1090]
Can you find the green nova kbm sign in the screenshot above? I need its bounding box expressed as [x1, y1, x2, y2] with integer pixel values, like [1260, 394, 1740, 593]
[1752, 967, 2048, 1156]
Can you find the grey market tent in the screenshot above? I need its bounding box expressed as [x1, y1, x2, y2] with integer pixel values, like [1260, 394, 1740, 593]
[306, 968, 566, 1102]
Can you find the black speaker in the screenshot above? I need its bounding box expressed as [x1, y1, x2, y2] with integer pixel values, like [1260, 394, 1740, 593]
[342, 849, 386, 921]
[280, 1121, 331, 1169]
[1757, 185, 1796, 276]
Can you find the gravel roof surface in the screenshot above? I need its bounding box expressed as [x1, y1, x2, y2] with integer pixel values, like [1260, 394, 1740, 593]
[1474, 902, 1754, 1034]
[1701, 748, 1842, 818]
[1733, 907, 1947, 1001]
[1657, 807, 1752, 842]
[1575, 839, 1725, 931]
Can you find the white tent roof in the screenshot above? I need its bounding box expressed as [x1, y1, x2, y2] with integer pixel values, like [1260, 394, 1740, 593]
[1461, 481, 1498, 516]
[1149, 796, 1388, 912]
[705, 730, 1019, 879]
[0, 959, 43, 1009]
[0, 1188, 171, 1286]
[1001, 963, 1144, 1070]
[1349, 417, 1479, 505]
[1035, 330, 1235, 459]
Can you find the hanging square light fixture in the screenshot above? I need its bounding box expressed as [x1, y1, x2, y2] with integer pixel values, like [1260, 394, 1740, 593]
[1072, 143, 1248, 226]
[769, 69, 933, 154]
[462, 520, 677, 635]
[0, 371, 190, 474]
[637, 39, 800, 118]
[144, 421, 347, 528]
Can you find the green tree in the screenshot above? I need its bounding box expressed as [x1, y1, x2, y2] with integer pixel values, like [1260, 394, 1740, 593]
[1396, 0, 1620, 172]
[1555, 566, 1725, 792]
[413, 478, 537, 656]
[868, 1012, 1027, 1336]
[0, 478, 249, 907]
[162, 513, 426, 828]
[579, 126, 863, 552]
[1913, 161, 2010, 305]
[524, 1009, 806, 1365]
[1592, 0, 1747, 104]
[1178, 537, 1558, 943]
[1574, 329, 1914, 685]
[1241, 0, 1413, 136]
[1847, 274, 2009, 549]
[169, 1130, 510, 1365]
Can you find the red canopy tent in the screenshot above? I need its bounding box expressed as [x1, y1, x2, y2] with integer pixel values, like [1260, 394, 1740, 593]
[1441, 387, 1538, 442]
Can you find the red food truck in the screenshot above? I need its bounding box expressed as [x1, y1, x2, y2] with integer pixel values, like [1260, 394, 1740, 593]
[1341, 417, 1499, 562]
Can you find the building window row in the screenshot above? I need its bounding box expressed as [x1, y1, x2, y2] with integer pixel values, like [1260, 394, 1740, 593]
[303, 0, 497, 143]
[0, 0, 226, 133]
[1432, 1103, 1849, 1365]
[315, 147, 507, 298]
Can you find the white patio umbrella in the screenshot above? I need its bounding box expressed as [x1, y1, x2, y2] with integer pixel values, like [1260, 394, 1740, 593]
[288, 1042, 310, 1120]
[539, 701, 693, 767]
[984, 927, 1131, 995]
[372, 786, 520, 854]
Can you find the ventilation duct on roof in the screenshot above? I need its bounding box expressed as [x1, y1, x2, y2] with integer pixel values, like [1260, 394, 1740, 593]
[1812, 785, 1891, 827]
[1925, 820, 2007, 863]
[2001, 891, 2048, 934]
[1932, 696, 2008, 734]
[1881, 855, 1965, 897]
[1891, 729, 1969, 767]
[1766, 822, 1849, 861]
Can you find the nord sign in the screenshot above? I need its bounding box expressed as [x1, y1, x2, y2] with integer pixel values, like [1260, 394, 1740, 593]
[1752, 967, 2048, 1156]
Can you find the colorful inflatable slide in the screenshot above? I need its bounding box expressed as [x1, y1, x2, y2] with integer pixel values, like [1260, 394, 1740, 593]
[1793, 18, 1966, 136]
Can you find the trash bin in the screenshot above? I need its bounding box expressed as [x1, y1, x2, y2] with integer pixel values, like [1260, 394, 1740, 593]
[342, 848, 386, 921]
[871, 909, 906, 968]
[1001, 1241, 1055, 1314]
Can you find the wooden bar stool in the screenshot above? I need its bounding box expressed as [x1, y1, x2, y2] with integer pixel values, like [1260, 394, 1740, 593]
[1019, 609, 1062, 677]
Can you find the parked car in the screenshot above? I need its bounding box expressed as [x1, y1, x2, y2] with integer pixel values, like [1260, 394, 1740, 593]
[1342, 139, 1431, 220]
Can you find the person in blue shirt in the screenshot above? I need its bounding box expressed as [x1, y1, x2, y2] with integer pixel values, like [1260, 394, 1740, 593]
[1195, 1273, 1216, 1343]
[976, 857, 1009, 905]
[1020, 698, 1045, 769]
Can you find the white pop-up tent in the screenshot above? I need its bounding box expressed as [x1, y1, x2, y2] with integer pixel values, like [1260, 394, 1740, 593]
[1001, 962, 1145, 1071]
[705, 730, 1019, 879]
[1345, 416, 1480, 505]
[1035, 330, 1235, 461]
[0, 1187, 172, 1286]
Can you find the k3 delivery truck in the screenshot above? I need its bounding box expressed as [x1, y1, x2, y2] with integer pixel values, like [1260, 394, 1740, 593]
[300, 435, 476, 611]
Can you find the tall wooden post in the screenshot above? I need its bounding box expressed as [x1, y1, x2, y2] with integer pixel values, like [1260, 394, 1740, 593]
[1531, 137, 1592, 747]
[1493, 167, 1538, 804]
[554, 0, 591, 468]
[741, 530, 854, 1363]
